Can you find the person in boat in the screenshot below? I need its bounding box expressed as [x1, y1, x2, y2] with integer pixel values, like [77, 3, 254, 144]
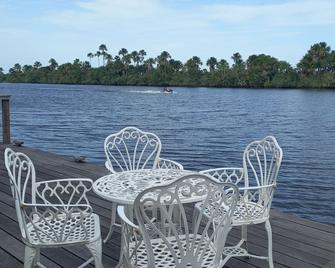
[163, 87, 173, 93]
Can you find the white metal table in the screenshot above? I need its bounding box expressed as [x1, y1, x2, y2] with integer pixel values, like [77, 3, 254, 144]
[93, 169, 193, 240]
[93, 168, 193, 267]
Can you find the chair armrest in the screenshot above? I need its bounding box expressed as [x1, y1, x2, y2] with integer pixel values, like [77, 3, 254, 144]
[239, 183, 276, 192]
[200, 167, 244, 186]
[105, 160, 114, 173]
[36, 178, 93, 187]
[21, 202, 93, 212]
[117, 206, 139, 230]
[35, 178, 93, 206]
[236, 183, 277, 220]
[157, 157, 184, 170]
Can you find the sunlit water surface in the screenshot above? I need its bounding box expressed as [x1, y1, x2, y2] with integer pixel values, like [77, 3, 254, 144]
[0, 83, 334, 224]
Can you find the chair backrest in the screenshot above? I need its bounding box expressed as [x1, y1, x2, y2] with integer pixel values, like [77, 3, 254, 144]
[134, 174, 238, 268]
[4, 148, 37, 202]
[4, 147, 36, 238]
[104, 127, 161, 173]
[243, 136, 282, 187]
[242, 136, 283, 214]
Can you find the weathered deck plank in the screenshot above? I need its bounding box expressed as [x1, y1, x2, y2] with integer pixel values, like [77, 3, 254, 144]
[0, 144, 334, 268]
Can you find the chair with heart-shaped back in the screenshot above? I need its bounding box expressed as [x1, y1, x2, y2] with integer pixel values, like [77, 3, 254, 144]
[4, 147, 103, 268]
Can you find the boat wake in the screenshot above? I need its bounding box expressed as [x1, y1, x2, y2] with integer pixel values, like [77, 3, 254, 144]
[130, 90, 162, 94]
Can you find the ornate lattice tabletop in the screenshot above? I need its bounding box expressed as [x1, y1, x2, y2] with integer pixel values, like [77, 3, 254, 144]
[93, 169, 193, 205]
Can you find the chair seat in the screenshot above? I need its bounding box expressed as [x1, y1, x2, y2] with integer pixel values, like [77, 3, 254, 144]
[26, 213, 100, 246]
[129, 234, 222, 267]
[232, 201, 266, 224]
[196, 200, 267, 225]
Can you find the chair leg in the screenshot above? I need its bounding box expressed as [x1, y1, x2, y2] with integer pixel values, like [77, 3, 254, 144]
[104, 203, 117, 243]
[33, 248, 40, 266]
[24, 246, 37, 268]
[242, 225, 248, 250]
[86, 239, 103, 268]
[265, 220, 274, 268]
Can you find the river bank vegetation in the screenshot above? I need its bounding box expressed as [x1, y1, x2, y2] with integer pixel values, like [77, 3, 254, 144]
[1, 42, 334, 88]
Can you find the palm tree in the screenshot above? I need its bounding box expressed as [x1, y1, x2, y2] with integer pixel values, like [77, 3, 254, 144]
[22, 65, 33, 73]
[123, 54, 131, 76]
[118, 48, 128, 58]
[82, 61, 91, 69]
[13, 63, 22, 72]
[33, 61, 42, 69]
[170, 59, 183, 72]
[103, 51, 108, 66]
[144, 58, 156, 72]
[131, 50, 139, 66]
[87, 53, 94, 65]
[49, 58, 58, 70]
[118, 49, 130, 75]
[0, 67, 4, 75]
[206, 57, 218, 72]
[185, 56, 202, 72]
[99, 44, 108, 66]
[73, 58, 81, 65]
[297, 42, 331, 74]
[156, 51, 171, 67]
[138, 49, 147, 65]
[99, 44, 107, 51]
[156, 51, 171, 74]
[113, 55, 124, 75]
[105, 54, 113, 65]
[95, 51, 102, 67]
[217, 59, 229, 72]
[231, 52, 243, 66]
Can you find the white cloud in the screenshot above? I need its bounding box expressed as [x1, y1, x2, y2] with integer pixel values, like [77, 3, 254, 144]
[41, 0, 210, 34]
[77, 0, 161, 17]
[43, 0, 335, 29]
[205, 0, 335, 26]
[1, 0, 335, 70]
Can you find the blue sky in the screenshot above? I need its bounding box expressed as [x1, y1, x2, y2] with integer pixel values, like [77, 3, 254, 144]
[1, 0, 335, 71]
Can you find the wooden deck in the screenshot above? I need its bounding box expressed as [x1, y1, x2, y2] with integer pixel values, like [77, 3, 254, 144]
[0, 145, 334, 268]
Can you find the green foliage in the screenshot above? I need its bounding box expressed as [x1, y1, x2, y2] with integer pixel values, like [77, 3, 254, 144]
[206, 57, 218, 72]
[1, 42, 335, 88]
[296, 42, 335, 88]
[0, 67, 4, 82]
[245, 54, 296, 88]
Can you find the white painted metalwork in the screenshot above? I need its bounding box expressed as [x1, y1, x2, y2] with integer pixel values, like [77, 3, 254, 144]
[104, 127, 183, 173]
[198, 136, 283, 268]
[104, 127, 162, 173]
[103, 127, 183, 243]
[118, 174, 239, 268]
[93, 169, 193, 205]
[157, 157, 183, 170]
[93, 168, 192, 266]
[4, 148, 103, 268]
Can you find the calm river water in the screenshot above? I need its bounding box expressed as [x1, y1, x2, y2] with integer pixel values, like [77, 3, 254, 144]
[0, 83, 334, 224]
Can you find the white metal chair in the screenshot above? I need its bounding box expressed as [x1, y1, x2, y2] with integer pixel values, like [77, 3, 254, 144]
[198, 136, 283, 268]
[103, 126, 183, 243]
[118, 173, 239, 268]
[4, 148, 103, 268]
[104, 126, 183, 172]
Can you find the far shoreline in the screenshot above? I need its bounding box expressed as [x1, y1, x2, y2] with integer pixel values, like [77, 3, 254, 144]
[1, 82, 334, 91]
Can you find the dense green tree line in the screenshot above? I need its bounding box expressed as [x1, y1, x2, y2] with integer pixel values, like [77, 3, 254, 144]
[1, 42, 334, 88]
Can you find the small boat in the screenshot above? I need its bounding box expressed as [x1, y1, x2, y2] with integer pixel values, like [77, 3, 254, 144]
[163, 87, 173, 93]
